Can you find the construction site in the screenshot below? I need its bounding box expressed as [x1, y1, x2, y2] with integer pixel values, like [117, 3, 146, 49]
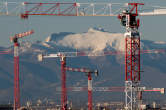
[1, 0, 166, 110]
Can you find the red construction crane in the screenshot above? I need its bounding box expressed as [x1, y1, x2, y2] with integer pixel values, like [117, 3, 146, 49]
[38, 49, 164, 110]
[118, 3, 144, 110]
[10, 30, 34, 110]
[65, 67, 98, 110]
[38, 53, 99, 110]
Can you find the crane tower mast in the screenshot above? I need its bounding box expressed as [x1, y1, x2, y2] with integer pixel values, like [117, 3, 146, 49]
[118, 3, 144, 110]
[10, 30, 34, 110]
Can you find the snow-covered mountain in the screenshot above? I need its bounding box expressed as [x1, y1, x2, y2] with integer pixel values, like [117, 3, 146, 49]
[0, 28, 166, 105]
[23, 28, 166, 54]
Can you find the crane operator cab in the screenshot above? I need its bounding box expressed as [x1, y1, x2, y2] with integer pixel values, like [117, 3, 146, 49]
[118, 9, 140, 28]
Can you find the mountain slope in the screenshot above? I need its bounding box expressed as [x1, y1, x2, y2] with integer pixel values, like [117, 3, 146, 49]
[0, 28, 166, 105]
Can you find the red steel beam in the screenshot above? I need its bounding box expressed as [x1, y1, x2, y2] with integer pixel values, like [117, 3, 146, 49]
[21, 2, 78, 19]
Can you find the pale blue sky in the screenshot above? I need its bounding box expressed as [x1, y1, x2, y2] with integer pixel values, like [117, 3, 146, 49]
[1, 0, 166, 47]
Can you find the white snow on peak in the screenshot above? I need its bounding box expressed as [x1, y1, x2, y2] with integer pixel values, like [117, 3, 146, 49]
[19, 42, 32, 52]
[42, 42, 51, 48]
[57, 28, 125, 52]
[88, 28, 99, 33]
[45, 36, 51, 42]
[154, 41, 166, 44]
[19, 41, 45, 53]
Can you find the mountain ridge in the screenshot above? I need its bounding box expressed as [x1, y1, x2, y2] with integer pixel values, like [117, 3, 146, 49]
[0, 28, 166, 104]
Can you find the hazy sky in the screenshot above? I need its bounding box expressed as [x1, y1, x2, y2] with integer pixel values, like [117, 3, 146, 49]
[1, 0, 166, 47]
